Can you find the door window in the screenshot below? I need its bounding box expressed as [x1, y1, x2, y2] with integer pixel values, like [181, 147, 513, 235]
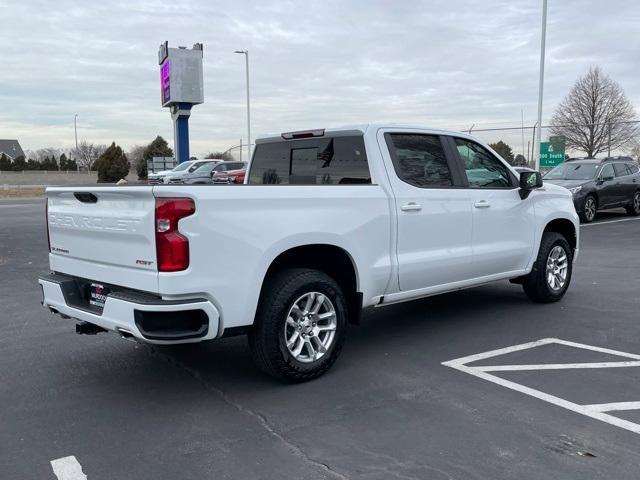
[454, 138, 515, 188]
[600, 164, 614, 180]
[386, 134, 453, 188]
[614, 163, 630, 177]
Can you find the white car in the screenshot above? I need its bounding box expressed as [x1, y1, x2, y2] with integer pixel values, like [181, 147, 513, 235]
[40, 124, 579, 381]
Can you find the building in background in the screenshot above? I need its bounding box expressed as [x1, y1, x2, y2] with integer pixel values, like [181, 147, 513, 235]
[0, 139, 25, 159]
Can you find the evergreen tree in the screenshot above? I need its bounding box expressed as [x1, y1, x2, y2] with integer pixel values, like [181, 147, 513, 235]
[0, 154, 11, 171]
[26, 159, 40, 170]
[139, 136, 173, 179]
[95, 142, 130, 183]
[489, 140, 515, 164]
[59, 153, 69, 170]
[11, 156, 26, 171]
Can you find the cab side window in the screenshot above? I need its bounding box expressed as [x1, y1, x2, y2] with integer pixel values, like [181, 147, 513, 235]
[454, 138, 515, 188]
[386, 134, 453, 188]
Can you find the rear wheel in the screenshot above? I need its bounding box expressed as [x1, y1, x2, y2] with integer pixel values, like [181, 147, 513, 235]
[625, 191, 640, 216]
[522, 232, 573, 303]
[580, 195, 597, 223]
[249, 268, 348, 382]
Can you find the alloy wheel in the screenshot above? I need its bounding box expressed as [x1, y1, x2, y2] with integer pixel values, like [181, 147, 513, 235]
[546, 245, 569, 291]
[284, 292, 337, 363]
[584, 198, 596, 221]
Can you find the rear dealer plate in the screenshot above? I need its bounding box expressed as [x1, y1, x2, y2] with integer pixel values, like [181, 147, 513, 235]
[89, 283, 110, 309]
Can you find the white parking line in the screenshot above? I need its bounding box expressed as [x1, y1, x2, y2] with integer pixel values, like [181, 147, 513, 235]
[584, 401, 640, 412]
[50, 456, 87, 480]
[443, 338, 640, 435]
[478, 361, 640, 371]
[581, 216, 640, 227]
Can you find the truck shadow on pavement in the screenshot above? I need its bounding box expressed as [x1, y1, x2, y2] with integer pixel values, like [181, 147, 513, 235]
[152, 282, 541, 390]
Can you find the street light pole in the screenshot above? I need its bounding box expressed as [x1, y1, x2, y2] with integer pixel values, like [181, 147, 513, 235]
[74, 114, 78, 150]
[534, 0, 548, 171]
[234, 50, 251, 160]
[74, 114, 79, 172]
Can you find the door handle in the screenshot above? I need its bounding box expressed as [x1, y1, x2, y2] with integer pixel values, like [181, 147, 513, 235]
[401, 202, 422, 212]
[474, 200, 491, 209]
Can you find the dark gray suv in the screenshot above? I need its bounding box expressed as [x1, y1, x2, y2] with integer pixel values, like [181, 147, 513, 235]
[544, 158, 640, 222]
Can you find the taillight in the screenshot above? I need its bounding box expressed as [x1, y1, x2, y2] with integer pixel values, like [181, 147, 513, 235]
[45, 200, 51, 252]
[155, 197, 195, 272]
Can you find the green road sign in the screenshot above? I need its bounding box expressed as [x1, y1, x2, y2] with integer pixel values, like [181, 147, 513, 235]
[540, 141, 565, 168]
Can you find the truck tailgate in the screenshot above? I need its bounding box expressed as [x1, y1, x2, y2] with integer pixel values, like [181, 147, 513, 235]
[46, 186, 159, 293]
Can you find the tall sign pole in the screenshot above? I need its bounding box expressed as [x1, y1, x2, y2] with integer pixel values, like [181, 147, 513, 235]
[534, 0, 548, 171]
[158, 41, 204, 163]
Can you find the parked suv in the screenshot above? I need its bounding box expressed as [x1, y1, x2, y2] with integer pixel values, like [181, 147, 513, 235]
[544, 158, 640, 222]
[211, 162, 247, 183]
[211, 161, 247, 184]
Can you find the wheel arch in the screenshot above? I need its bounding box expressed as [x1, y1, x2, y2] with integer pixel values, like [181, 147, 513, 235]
[260, 244, 363, 324]
[543, 218, 577, 253]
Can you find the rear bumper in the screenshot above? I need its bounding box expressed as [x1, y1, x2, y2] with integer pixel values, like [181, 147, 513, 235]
[39, 273, 220, 345]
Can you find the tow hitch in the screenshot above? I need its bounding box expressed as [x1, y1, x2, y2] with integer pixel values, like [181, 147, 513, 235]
[76, 321, 107, 335]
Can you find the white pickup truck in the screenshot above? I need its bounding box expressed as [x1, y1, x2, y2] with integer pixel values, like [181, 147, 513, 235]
[40, 125, 579, 381]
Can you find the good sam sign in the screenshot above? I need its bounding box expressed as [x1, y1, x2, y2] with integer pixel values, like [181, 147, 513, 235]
[157, 41, 204, 108]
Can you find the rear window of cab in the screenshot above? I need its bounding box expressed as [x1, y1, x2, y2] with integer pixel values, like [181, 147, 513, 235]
[248, 136, 371, 185]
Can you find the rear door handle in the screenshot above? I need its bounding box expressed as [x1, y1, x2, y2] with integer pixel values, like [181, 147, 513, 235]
[474, 200, 491, 209]
[401, 202, 422, 212]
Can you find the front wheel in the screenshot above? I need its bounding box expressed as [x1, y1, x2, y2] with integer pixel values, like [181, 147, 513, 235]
[625, 191, 640, 216]
[580, 195, 597, 223]
[249, 268, 348, 382]
[522, 232, 573, 303]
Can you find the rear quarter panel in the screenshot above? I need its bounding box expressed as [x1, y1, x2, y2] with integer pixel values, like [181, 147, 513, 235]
[154, 184, 393, 330]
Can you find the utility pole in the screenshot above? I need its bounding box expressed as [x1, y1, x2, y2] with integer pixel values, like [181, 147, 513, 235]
[608, 122, 612, 157]
[239, 138, 243, 162]
[234, 50, 251, 160]
[534, 0, 548, 171]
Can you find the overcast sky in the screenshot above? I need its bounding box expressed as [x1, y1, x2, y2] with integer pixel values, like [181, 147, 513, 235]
[1, 0, 639, 157]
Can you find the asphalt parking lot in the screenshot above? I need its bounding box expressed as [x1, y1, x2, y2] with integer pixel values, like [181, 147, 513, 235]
[2, 198, 640, 480]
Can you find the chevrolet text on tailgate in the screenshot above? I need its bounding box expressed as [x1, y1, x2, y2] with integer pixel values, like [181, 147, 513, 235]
[40, 125, 579, 382]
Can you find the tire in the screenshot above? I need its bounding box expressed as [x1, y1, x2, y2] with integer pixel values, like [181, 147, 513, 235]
[625, 191, 640, 216]
[248, 268, 348, 382]
[522, 232, 573, 303]
[579, 195, 597, 223]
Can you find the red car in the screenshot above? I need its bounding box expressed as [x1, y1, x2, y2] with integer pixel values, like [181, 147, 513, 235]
[212, 166, 246, 184]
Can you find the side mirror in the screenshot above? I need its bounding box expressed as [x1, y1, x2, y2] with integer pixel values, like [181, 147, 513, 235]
[519, 171, 542, 199]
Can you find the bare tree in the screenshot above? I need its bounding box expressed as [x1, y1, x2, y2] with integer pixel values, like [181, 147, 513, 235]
[71, 141, 107, 170]
[550, 66, 638, 158]
[24, 148, 62, 163]
[628, 141, 640, 162]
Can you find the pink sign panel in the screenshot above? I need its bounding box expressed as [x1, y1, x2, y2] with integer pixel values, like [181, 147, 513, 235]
[160, 60, 171, 105]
